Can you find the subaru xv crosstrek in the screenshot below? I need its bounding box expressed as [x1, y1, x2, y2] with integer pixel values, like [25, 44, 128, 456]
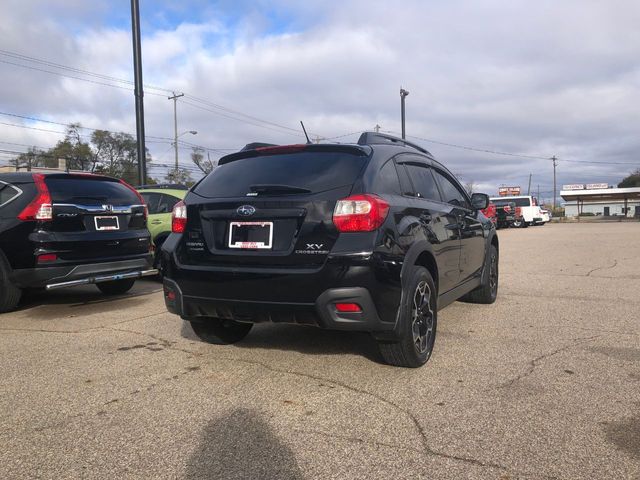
[162, 133, 498, 367]
[0, 172, 156, 312]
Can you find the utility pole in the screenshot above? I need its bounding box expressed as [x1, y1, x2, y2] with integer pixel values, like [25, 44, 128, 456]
[168, 92, 184, 171]
[400, 88, 409, 139]
[537, 184, 540, 203]
[552, 155, 558, 210]
[527, 173, 532, 195]
[130, 0, 147, 185]
[374, 124, 381, 133]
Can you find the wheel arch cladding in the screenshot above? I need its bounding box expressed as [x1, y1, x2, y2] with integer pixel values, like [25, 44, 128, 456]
[414, 250, 439, 294]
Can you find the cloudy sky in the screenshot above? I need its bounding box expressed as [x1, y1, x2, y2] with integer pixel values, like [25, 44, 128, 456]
[1, 0, 639, 202]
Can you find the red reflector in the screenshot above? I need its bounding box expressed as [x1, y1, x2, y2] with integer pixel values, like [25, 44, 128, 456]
[335, 303, 362, 313]
[37, 253, 57, 263]
[165, 290, 176, 301]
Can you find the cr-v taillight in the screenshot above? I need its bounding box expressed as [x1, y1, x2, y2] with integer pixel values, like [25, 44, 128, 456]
[119, 179, 148, 219]
[172, 200, 187, 233]
[333, 194, 389, 232]
[18, 173, 53, 221]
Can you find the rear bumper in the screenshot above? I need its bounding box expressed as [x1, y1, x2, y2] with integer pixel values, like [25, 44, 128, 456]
[11, 256, 155, 289]
[163, 278, 397, 333]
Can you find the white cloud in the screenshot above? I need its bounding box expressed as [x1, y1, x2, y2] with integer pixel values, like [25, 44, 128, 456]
[0, 0, 638, 197]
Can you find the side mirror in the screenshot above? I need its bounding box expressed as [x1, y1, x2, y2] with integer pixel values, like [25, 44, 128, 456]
[471, 193, 489, 210]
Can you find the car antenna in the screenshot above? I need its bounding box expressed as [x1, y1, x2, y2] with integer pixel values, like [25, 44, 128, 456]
[300, 121, 312, 144]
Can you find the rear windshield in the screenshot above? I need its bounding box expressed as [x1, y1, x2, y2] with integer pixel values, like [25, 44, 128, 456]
[45, 176, 139, 205]
[492, 200, 512, 207]
[493, 197, 530, 207]
[194, 152, 368, 198]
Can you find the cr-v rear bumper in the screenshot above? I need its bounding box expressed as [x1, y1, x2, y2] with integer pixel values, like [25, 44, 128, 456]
[163, 277, 397, 333]
[11, 256, 156, 290]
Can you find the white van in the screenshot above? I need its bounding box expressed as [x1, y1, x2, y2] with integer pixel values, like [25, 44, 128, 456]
[490, 196, 543, 226]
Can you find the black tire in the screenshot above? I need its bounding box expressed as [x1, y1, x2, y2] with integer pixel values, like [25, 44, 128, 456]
[461, 244, 498, 304]
[0, 254, 21, 313]
[378, 266, 437, 368]
[512, 219, 523, 228]
[153, 236, 168, 278]
[96, 279, 136, 295]
[189, 318, 253, 344]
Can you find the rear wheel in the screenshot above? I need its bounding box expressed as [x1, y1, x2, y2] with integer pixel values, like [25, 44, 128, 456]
[96, 279, 136, 295]
[461, 244, 498, 304]
[189, 318, 253, 344]
[378, 267, 437, 368]
[0, 256, 21, 313]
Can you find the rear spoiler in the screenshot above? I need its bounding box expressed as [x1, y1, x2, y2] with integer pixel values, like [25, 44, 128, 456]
[218, 144, 372, 166]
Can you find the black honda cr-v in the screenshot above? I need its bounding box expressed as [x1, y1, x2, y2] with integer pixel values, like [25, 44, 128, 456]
[162, 133, 498, 367]
[0, 172, 156, 312]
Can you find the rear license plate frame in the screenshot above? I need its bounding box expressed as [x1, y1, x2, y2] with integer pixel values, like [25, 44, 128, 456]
[228, 221, 273, 249]
[94, 216, 120, 231]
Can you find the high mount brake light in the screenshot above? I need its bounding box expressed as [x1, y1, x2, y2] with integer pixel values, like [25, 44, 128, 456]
[18, 173, 53, 221]
[172, 200, 187, 233]
[119, 179, 148, 219]
[254, 145, 307, 154]
[333, 194, 389, 232]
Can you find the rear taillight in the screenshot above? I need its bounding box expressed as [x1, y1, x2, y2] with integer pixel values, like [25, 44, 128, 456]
[18, 173, 52, 221]
[333, 194, 389, 232]
[119, 179, 148, 219]
[172, 200, 187, 233]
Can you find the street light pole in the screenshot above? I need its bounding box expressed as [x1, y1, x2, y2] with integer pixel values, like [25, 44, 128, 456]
[130, 0, 147, 185]
[552, 155, 558, 210]
[168, 92, 185, 171]
[400, 88, 409, 139]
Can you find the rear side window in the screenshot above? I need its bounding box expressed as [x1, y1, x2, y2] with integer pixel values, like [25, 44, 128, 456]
[45, 176, 140, 205]
[373, 160, 401, 195]
[432, 170, 470, 208]
[404, 164, 441, 201]
[194, 152, 368, 198]
[0, 182, 21, 208]
[141, 192, 161, 214]
[513, 198, 531, 207]
[158, 194, 180, 213]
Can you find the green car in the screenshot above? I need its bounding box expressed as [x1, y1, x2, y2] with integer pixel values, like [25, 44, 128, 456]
[138, 184, 188, 270]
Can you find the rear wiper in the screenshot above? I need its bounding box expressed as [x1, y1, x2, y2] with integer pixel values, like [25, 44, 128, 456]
[249, 184, 311, 194]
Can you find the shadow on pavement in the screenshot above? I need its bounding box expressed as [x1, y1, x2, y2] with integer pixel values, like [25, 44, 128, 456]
[180, 320, 383, 364]
[14, 278, 162, 316]
[186, 408, 304, 480]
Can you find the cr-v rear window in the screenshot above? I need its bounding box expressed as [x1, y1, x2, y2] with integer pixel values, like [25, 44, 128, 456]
[45, 176, 140, 205]
[194, 152, 368, 198]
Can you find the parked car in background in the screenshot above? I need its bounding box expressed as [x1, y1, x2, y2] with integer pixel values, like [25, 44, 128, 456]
[490, 195, 542, 226]
[539, 208, 551, 223]
[481, 202, 497, 225]
[0, 173, 155, 313]
[162, 132, 499, 368]
[138, 185, 188, 271]
[490, 199, 523, 228]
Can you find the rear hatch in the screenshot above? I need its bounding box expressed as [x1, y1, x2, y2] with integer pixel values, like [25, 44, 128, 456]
[180, 145, 371, 268]
[42, 174, 149, 262]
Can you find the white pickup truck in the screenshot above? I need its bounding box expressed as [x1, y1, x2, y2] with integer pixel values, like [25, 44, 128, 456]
[490, 195, 544, 226]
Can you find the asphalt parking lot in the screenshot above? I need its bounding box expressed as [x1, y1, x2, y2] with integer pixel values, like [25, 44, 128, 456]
[1, 222, 639, 479]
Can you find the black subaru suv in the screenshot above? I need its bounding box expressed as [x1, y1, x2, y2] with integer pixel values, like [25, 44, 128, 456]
[162, 133, 498, 367]
[0, 172, 156, 312]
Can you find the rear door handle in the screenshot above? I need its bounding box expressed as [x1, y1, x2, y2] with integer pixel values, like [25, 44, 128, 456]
[151, 220, 163, 225]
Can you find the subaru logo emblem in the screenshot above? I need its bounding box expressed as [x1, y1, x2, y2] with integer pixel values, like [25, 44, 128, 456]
[237, 205, 256, 216]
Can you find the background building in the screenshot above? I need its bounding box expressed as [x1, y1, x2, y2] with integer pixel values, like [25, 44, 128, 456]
[561, 184, 640, 217]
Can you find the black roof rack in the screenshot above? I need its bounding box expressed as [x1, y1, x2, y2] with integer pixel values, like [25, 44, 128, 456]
[357, 132, 431, 156]
[136, 183, 189, 190]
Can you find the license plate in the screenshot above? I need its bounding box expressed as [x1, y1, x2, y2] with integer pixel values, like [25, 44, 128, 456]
[95, 216, 120, 231]
[228, 221, 273, 249]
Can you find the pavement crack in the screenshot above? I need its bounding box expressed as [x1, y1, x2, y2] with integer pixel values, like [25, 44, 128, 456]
[295, 428, 422, 453]
[499, 335, 601, 388]
[214, 355, 530, 475]
[586, 260, 617, 277]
